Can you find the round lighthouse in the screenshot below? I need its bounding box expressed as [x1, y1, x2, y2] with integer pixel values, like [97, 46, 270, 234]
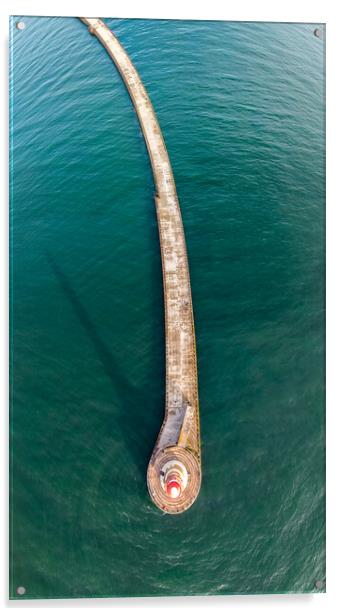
[160, 459, 188, 500]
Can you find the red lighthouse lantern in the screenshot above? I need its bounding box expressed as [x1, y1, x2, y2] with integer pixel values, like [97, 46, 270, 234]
[166, 477, 182, 499]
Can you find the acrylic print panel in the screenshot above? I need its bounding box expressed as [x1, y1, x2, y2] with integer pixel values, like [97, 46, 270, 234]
[9, 15, 325, 599]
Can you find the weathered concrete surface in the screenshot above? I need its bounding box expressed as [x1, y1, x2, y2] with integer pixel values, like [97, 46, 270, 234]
[80, 17, 201, 513]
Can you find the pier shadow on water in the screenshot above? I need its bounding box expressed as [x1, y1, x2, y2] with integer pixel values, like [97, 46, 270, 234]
[45, 251, 157, 482]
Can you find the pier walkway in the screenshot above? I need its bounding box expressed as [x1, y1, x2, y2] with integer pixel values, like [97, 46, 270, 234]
[80, 17, 201, 513]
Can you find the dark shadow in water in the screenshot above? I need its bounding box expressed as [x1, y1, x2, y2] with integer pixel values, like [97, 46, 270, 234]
[45, 251, 157, 479]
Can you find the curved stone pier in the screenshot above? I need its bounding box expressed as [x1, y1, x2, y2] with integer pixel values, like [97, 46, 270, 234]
[79, 17, 201, 514]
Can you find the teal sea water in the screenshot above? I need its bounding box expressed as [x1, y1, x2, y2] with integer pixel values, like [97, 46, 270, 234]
[9, 16, 325, 598]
